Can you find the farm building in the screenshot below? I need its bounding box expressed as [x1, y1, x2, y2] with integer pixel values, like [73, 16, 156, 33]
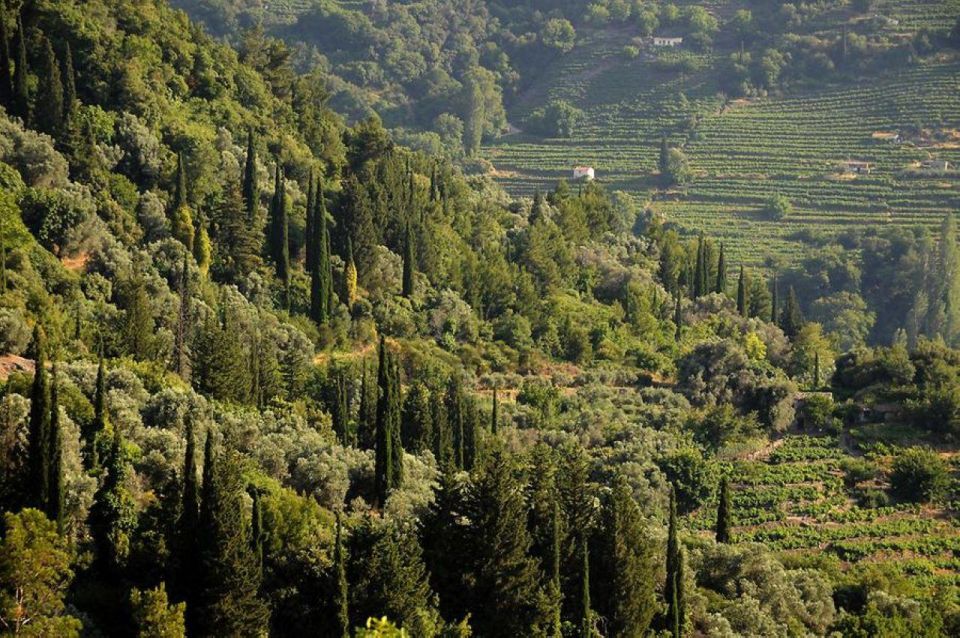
[840, 160, 873, 175]
[573, 166, 595, 181]
[652, 36, 683, 47]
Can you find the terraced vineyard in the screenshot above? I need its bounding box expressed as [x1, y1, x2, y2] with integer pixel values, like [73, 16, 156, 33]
[484, 5, 960, 265]
[690, 435, 960, 590]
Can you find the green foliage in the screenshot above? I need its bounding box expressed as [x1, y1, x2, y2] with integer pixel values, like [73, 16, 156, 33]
[131, 583, 186, 638]
[889, 447, 949, 504]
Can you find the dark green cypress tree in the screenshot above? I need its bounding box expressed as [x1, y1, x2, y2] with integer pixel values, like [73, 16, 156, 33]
[400, 381, 432, 454]
[388, 352, 404, 490]
[333, 512, 349, 638]
[431, 395, 453, 468]
[594, 476, 657, 636]
[491, 387, 499, 436]
[531, 188, 545, 223]
[715, 477, 732, 543]
[673, 296, 682, 342]
[447, 377, 465, 470]
[669, 571, 680, 638]
[580, 534, 592, 638]
[658, 136, 669, 183]
[196, 445, 269, 637]
[304, 170, 315, 272]
[548, 497, 562, 638]
[770, 272, 779, 324]
[269, 162, 290, 304]
[242, 129, 259, 221]
[310, 178, 333, 325]
[693, 234, 705, 298]
[373, 337, 399, 506]
[250, 487, 264, 578]
[330, 370, 350, 446]
[0, 7, 13, 110]
[813, 351, 821, 389]
[90, 424, 137, 574]
[47, 363, 64, 532]
[780, 286, 804, 338]
[12, 13, 29, 124]
[174, 251, 191, 381]
[176, 415, 201, 605]
[27, 325, 50, 510]
[174, 152, 188, 212]
[402, 220, 415, 298]
[88, 345, 107, 469]
[61, 42, 76, 123]
[35, 39, 63, 136]
[342, 175, 377, 286]
[715, 243, 727, 294]
[664, 486, 680, 631]
[737, 266, 748, 317]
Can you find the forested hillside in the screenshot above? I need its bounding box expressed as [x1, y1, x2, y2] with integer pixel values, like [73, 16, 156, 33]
[0, 1, 959, 637]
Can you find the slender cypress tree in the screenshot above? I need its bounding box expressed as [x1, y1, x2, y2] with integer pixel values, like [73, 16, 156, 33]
[171, 154, 195, 250]
[61, 42, 76, 123]
[304, 170, 315, 271]
[90, 424, 136, 574]
[813, 351, 821, 389]
[242, 129, 258, 221]
[770, 272, 779, 324]
[580, 534, 592, 638]
[715, 243, 727, 294]
[0, 6, 13, 110]
[669, 571, 680, 638]
[447, 377, 465, 470]
[673, 295, 682, 342]
[333, 512, 349, 638]
[250, 487, 264, 578]
[780, 286, 804, 338]
[269, 163, 290, 304]
[174, 252, 191, 380]
[491, 387, 499, 435]
[35, 38, 63, 136]
[736, 266, 748, 317]
[694, 234, 706, 298]
[715, 477, 732, 543]
[658, 136, 669, 183]
[177, 415, 200, 604]
[89, 345, 107, 468]
[548, 497, 562, 638]
[432, 396, 452, 468]
[311, 178, 333, 325]
[343, 237, 357, 307]
[388, 351, 404, 490]
[374, 337, 402, 506]
[27, 325, 50, 510]
[357, 360, 376, 451]
[330, 370, 350, 446]
[400, 382, 432, 454]
[664, 487, 681, 632]
[47, 363, 64, 532]
[402, 220, 415, 298]
[12, 12, 29, 124]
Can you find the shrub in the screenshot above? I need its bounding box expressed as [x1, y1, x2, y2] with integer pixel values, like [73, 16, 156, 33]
[889, 447, 949, 503]
[764, 194, 793, 221]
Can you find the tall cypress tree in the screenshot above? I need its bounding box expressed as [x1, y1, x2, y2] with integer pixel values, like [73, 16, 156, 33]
[770, 272, 779, 324]
[431, 395, 452, 468]
[196, 443, 269, 637]
[780, 286, 804, 338]
[90, 424, 136, 574]
[171, 154, 195, 250]
[813, 351, 821, 389]
[333, 513, 349, 638]
[310, 178, 333, 325]
[402, 220, 415, 298]
[715, 477, 732, 543]
[250, 487, 265, 579]
[0, 6, 13, 110]
[343, 237, 358, 307]
[447, 377, 465, 470]
[27, 325, 50, 510]
[673, 296, 682, 342]
[61, 42, 76, 123]
[35, 38, 63, 136]
[373, 337, 403, 506]
[491, 387, 499, 436]
[548, 498, 562, 638]
[47, 363, 64, 532]
[12, 12, 28, 124]
[304, 170, 315, 272]
[937, 212, 960, 344]
[174, 252, 191, 380]
[176, 415, 201, 605]
[88, 345, 107, 468]
[715, 243, 727, 294]
[400, 382, 432, 454]
[357, 360, 376, 451]
[330, 370, 350, 446]
[580, 534, 592, 638]
[658, 136, 669, 184]
[664, 487, 681, 632]
[242, 129, 259, 221]
[737, 266, 748, 317]
[269, 162, 290, 304]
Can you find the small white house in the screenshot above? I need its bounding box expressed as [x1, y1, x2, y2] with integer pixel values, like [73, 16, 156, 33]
[653, 36, 683, 47]
[573, 166, 595, 181]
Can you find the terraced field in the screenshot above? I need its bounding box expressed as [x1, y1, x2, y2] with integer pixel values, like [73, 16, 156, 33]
[690, 435, 960, 590]
[484, 6, 960, 265]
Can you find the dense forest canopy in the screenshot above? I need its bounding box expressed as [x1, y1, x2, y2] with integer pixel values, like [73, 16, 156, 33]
[0, 1, 958, 637]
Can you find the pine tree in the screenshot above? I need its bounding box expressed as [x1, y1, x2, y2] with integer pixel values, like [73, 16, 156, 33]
[333, 513, 349, 638]
[402, 220, 415, 298]
[736, 266, 748, 317]
[35, 39, 63, 136]
[195, 444, 269, 637]
[90, 424, 137, 574]
[715, 477, 732, 543]
[0, 7, 12, 109]
[61, 42, 76, 123]
[580, 534, 592, 638]
[27, 325, 50, 510]
[715, 243, 727, 294]
[217, 178, 261, 283]
[594, 476, 657, 636]
[780, 286, 804, 338]
[12, 12, 29, 124]
[46, 364, 64, 532]
[469, 452, 551, 637]
[171, 154, 195, 250]
[269, 162, 290, 305]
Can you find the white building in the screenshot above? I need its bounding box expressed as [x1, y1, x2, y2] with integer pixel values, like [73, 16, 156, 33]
[653, 36, 683, 47]
[573, 166, 595, 181]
